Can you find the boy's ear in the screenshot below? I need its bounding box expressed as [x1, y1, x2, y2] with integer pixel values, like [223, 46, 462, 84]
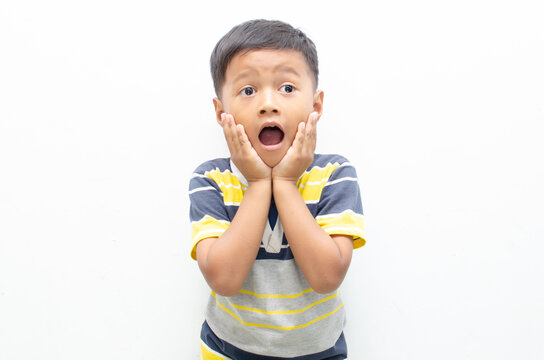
[213, 97, 224, 124]
[313, 90, 324, 119]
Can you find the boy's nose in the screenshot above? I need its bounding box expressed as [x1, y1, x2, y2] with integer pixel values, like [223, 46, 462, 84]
[258, 91, 279, 115]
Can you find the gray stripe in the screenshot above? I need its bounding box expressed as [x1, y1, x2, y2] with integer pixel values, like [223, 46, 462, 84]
[205, 259, 345, 357]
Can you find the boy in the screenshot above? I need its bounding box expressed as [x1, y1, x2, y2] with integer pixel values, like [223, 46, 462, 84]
[189, 19, 366, 359]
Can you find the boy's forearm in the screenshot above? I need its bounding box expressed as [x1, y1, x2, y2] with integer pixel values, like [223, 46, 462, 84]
[198, 180, 271, 296]
[273, 180, 352, 294]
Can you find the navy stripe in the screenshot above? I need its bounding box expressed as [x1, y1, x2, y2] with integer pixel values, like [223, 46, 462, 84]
[256, 238, 294, 260]
[268, 196, 278, 229]
[201, 321, 347, 359]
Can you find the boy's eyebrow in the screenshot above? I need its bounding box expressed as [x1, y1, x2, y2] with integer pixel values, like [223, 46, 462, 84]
[230, 65, 303, 84]
[231, 69, 256, 84]
[274, 65, 302, 77]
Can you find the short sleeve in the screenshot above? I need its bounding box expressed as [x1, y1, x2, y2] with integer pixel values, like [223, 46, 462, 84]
[188, 168, 230, 260]
[315, 160, 366, 249]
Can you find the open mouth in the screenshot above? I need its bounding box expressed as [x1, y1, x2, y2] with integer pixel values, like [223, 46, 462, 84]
[258, 126, 284, 146]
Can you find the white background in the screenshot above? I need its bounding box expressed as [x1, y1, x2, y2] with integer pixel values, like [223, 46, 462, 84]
[1, 1, 543, 359]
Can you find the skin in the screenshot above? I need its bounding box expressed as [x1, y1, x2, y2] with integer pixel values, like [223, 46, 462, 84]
[196, 49, 353, 296]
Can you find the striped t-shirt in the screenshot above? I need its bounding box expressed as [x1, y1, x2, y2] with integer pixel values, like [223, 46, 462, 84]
[189, 154, 366, 358]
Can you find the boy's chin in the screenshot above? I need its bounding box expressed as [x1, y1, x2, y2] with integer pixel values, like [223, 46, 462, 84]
[260, 153, 284, 168]
[263, 158, 281, 168]
[257, 146, 290, 168]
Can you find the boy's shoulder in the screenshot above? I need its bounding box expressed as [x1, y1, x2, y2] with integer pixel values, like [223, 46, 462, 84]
[192, 154, 353, 173]
[191, 157, 232, 175]
[311, 153, 351, 168]
[192, 155, 352, 172]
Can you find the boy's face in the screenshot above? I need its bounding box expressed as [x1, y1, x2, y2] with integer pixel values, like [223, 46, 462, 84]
[213, 49, 324, 167]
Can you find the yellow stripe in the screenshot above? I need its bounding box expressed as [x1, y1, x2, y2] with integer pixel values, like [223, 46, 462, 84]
[297, 163, 340, 202]
[237, 288, 313, 298]
[352, 236, 366, 249]
[205, 169, 246, 204]
[317, 210, 366, 249]
[215, 291, 339, 315]
[213, 296, 345, 330]
[191, 215, 230, 260]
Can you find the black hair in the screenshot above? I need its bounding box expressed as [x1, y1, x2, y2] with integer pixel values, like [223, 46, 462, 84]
[210, 19, 319, 97]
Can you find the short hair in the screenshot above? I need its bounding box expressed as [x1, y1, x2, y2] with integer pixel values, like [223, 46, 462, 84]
[210, 19, 319, 97]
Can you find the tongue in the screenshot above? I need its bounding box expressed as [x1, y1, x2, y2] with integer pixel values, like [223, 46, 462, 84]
[259, 128, 284, 145]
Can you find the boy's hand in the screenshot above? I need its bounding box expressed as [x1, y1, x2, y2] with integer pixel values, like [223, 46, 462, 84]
[272, 112, 319, 184]
[220, 113, 272, 183]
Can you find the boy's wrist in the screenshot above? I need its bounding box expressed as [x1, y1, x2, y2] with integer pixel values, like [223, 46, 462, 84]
[271, 167, 303, 186]
[247, 177, 273, 189]
[272, 177, 299, 192]
[234, 163, 272, 185]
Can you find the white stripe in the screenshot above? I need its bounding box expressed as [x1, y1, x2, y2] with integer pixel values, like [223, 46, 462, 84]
[188, 186, 219, 195]
[323, 177, 358, 187]
[224, 202, 241, 206]
[304, 161, 353, 172]
[191, 177, 244, 191]
[298, 161, 354, 182]
[203, 168, 236, 177]
[338, 162, 353, 169]
[301, 174, 357, 188]
[325, 226, 365, 234]
[194, 228, 228, 239]
[215, 182, 244, 190]
[315, 209, 363, 220]
[260, 244, 290, 249]
[192, 168, 240, 179]
[192, 216, 230, 225]
[304, 199, 320, 204]
[302, 179, 328, 187]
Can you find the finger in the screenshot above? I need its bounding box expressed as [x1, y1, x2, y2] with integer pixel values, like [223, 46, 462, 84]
[222, 113, 241, 155]
[221, 113, 235, 148]
[305, 112, 317, 135]
[225, 114, 242, 153]
[220, 113, 233, 146]
[305, 112, 318, 152]
[292, 121, 306, 152]
[236, 123, 252, 151]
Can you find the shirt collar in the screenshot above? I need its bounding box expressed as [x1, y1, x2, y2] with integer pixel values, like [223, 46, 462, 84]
[229, 159, 248, 187]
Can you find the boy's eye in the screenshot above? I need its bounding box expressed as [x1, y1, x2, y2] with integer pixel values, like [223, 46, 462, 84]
[241, 87, 255, 96]
[279, 84, 295, 93]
